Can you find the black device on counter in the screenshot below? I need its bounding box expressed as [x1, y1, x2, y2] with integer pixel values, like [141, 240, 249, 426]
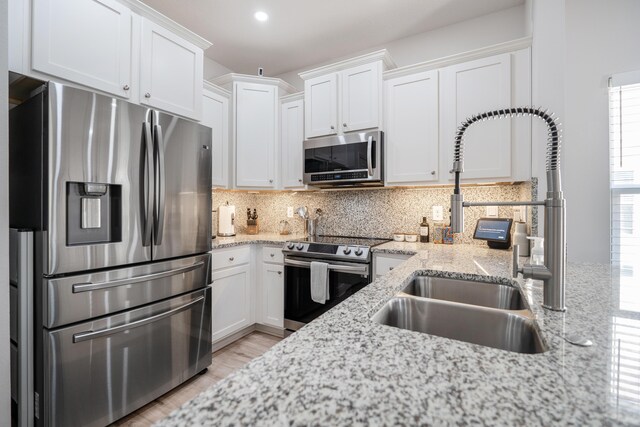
[473, 217, 513, 249]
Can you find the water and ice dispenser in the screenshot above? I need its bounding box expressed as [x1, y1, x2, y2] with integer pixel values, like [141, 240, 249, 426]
[66, 182, 122, 245]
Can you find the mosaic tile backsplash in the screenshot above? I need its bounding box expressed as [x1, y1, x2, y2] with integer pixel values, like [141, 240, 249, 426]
[213, 183, 534, 245]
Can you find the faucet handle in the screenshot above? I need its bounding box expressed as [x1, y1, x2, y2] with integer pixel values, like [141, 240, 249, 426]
[512, 244, 523, 278]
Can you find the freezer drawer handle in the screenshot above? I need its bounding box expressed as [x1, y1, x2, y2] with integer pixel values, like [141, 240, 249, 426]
[72, 261, 205, 293]
[72, 295, 205, 343]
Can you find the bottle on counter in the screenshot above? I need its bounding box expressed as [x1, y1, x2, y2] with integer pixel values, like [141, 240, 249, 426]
[419, 217, 430, 243]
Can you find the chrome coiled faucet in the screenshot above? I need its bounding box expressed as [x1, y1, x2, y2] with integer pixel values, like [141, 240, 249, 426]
[449, 107, 566, 311]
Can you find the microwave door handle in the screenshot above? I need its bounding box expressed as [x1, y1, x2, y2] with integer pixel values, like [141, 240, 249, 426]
[153, 124, 166, 245]
[367, 135, 373, 177]
[141, 122, 154, 247]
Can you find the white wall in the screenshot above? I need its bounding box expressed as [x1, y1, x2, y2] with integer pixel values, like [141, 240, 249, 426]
[204, 56, 233, 80]
[562, 0, 640, 262]
[1, 0, 11, 423]
[277, 4, 529, 90]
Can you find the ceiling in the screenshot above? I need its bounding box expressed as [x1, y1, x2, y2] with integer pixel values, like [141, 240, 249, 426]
[142, 0, 524, 77]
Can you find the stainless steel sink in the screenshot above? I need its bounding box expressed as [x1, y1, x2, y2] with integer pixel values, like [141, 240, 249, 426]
[372, 296, 547, 354]
[399, 276, 526, 310]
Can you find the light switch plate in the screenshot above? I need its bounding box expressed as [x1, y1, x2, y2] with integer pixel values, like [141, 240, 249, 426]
[287, 207, 294, 218]
[432, 206, 444, 221]
[486, 206, 499, 217]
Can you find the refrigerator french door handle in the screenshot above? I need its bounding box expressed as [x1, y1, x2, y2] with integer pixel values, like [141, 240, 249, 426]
[72, 295, 205, 343]
[71, 260, 205, 293]
[142, 122, 154, 247]
[153, 124, 166, 245]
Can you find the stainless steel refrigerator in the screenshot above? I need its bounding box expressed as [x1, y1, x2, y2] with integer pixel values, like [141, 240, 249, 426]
[9, 81, 213, 427]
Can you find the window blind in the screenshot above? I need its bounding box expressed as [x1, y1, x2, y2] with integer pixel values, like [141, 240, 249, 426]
[609, 81, 640, 265]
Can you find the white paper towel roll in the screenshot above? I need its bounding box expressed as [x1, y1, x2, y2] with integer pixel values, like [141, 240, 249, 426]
[218, 204, 236, 236]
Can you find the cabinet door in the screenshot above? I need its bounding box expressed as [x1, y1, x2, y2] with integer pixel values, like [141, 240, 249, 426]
[31, 0, 132, 98]
[140, 18, 203, 120]
[385, 70, 439, 184]
[203, 89, 229, 188]
[235, 82, 277, 188]
[261, 263, 284, 328]
[440, 54, 512, 180]
[304, 74, 338, 138]
[211, 264, 252, 342]
[281, 99, 305, 188]
[341, 62, 381, 133]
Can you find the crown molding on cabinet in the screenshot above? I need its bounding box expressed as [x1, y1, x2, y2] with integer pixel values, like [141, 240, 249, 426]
[211, 73, 299, 94]
[383, 36, 532, 80]
[117, 0, 212, 49]
[280, 92, 304, 102]
[204, 81, 231, 97]
[298, 49, 397, 81]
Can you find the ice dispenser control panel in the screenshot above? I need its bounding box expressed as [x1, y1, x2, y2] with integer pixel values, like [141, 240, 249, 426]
[67, 182, 122, 246]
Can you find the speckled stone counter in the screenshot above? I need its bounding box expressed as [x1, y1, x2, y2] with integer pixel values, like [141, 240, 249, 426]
[158, 244, 640, 426]
[212, 233, 301, 249]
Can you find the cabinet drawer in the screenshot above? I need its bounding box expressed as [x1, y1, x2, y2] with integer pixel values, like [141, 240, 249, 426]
[374, 255, 410, 276]
[262, 246, 284, 264]
[212, 246, 251, 270]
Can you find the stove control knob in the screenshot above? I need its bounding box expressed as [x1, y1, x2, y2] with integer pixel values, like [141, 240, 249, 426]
[287, 242, 295, 250]
[354, 248, 363, 256]
[296, 244, 304, 250]
[343, 247, 352, 255]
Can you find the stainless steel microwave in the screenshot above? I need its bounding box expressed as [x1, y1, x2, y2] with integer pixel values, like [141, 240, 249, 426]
[303, 131, 384, 188]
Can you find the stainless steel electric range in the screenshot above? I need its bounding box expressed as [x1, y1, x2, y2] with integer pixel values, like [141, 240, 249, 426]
[282, 235, 391, 332]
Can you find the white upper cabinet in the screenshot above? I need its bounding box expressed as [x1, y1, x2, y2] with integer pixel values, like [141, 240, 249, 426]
[140, 18, 203, 120]
[301, 50, 395, 139]
[202, 85, 230, 188]
[304, 74, 338, 138]
[235, 82, 278, 188]
[385, 70, 439, 185]
[439, 53, 512, 180]
[31, 0, 132, 98]
[281, 96, 305, 188]
[340, 62, 381, 133]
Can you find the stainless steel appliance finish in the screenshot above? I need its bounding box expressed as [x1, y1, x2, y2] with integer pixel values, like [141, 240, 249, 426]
[9, 229, 35, 427]
[448, 107, 566, 311]
[283, 236, 389, 331]
[372, 295, 547, 354]
[399, 276, 525, 310]
[9, 80, 213, 426]
[42, 288, 211, 427]
[303, 131, 384, 188]
[43, 253, 211, 328]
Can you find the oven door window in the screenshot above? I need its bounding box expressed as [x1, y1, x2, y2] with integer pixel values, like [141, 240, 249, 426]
[284, 264, 368, 325]
[304, 142, 373, 173]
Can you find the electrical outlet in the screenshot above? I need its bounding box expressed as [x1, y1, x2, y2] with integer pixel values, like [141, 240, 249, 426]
[486, 206, 499, 217]
[432, 205, 444, 221]
[513, 206, 527, 222]
[287, 207, 294, 218]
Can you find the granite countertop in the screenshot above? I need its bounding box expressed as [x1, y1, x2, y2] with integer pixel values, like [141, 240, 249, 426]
[161, 244, 640, 426]
[211, 233, 302, 249]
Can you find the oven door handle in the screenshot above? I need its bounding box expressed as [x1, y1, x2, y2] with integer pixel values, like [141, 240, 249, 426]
[284, 258, 369, 274]
[367, 135, 373, 177]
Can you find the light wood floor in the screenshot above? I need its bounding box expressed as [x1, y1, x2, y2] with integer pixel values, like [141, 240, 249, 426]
[112, 331, 283, 426]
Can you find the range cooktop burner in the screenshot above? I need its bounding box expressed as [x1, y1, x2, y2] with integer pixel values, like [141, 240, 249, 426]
[283, 235, 391, 262]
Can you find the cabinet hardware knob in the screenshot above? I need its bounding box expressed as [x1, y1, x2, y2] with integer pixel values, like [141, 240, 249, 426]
[278, 271, 282, 275]
[389, 267, 394, 270]
[431, 170, 436, 175]
[330, 126, 335, 130]
[145, 93, 151, 98]
[298, 179, 303, 182]
[343, 123, 347, 127]
[270, 253, 275, 257]
[269, 179, 273, 183]
[123, 84, 130, 91]
[229, 257, 234, 261]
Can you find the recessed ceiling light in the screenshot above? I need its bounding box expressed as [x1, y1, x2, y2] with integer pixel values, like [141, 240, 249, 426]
[254, 11, 269, 22]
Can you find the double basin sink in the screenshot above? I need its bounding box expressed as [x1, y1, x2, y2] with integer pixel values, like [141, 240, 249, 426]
[372, 276, 547, 354]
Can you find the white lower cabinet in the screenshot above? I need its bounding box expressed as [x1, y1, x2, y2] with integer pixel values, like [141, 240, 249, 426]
[211, 247, 253, 343]
[260, 263, 284, 328]
[373, 253, 412, 279]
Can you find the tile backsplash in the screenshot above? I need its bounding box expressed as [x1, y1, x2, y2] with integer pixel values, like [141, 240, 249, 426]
[213, 182, 534, 245]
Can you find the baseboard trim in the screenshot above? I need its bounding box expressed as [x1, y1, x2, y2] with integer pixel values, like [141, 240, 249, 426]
[212, 323, 285, 352]
[254, 323, 285, 338]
